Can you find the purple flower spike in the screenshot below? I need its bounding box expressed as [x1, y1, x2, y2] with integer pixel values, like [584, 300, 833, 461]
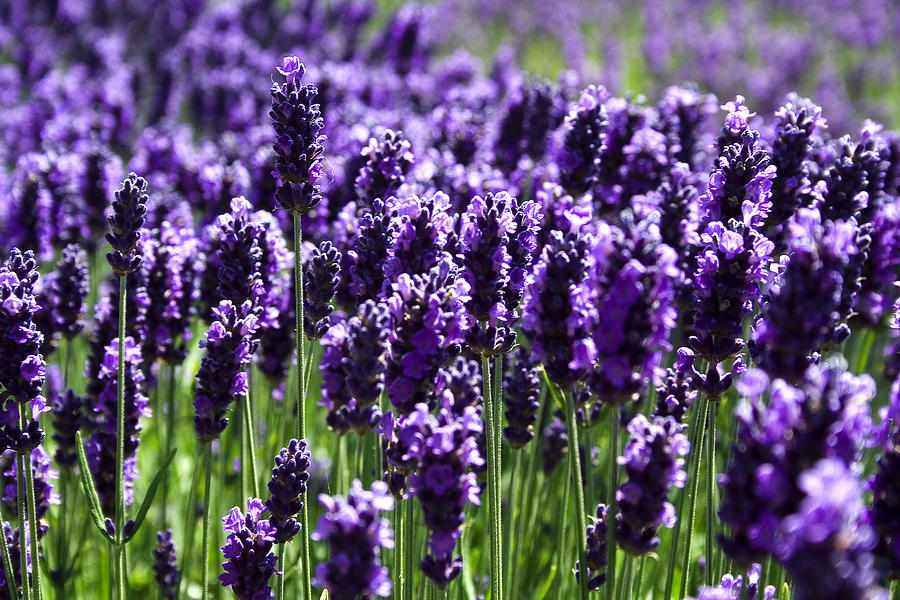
[615, 415, 688, 555]
[575, 504, 608, 590]
[355, 128, 414, 205]
[313, 480, 395, 599]
[503, 347, 541, 448]
[153, 530, 180, 600]
[871, 380, 900, 579]
[657, 85, 717, 171]
[50, 389, 84, 468]
[265, 439, 311, 543]
[106, 173, 150, 276]
[219, 498, 277, 600]
[303, 241, 342, 339]
[541, 413, 568, 475]
[694, 563, 776, 599]
[653, 348, 697, 422]
[194, 301, 260, 441]
[34, 243, 89, 355]
[343, 199, 391, 309]
[557, 85, 608, 196]
[270, 55, 326, 215]
[384, 192, 455, 282]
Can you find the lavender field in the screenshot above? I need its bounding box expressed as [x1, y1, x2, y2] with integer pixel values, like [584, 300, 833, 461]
[0, 1, 898, 599]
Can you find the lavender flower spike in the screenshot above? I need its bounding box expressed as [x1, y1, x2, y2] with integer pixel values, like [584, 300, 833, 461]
[219, 498, 277, 600]
[303, 241, 341, 340]
[265, 439, 311, 543]
[106, 173, 149, 276]
[153, 530, 180, 599]
[313, 480, 395, 599]
[575, 503, 608, 590]
[34, 243, 89, 355]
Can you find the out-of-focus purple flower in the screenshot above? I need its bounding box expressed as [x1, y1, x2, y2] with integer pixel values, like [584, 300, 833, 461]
[819, 132, 887, 223]
[303, 241, 341, 339]
[871, 379, 900, 579]
[106, 173, 150, 276]
[265, 439, 311, 543]
[653, 348, 697, 422]
[270, 55, 326, 215]
[409, 408, 483, 586]
[219, 497, 277, 600]
[541, 412, 568, 475]
[751, 209, 859, 380]
[153, 529, 180, 600]
[503, 347, 541, 448]
[522, 230, 595, 387]
[341, 199, 391, 309]
[615, 414, 688, 555]
[855, 201, 900, 325]
[312, 480, 394, 599]
[588, 218, 680, 403]
[0, 523, 24, 598]
[194, 301, 260, 441]
[355, 129, 414, 205]
[50, 389, 83, 468]
[382, 405, 430, 496]
[557, 85, 607, 196]
[33, 243, 89, 356]
[4, 154, 55, 263]
[86, 337, 149, 515]
[369, 4, 436, 76]
[657, 85, 717, 171]
[494, 80, 564, 173]
[1, 446, 58, 539]
[79, 140, 124, 250]
[321, 301, 390, 434]
[576, 503, 608, 590]
[718, 364, 874, 564]
[384, 261, 470, 414]
[693, 563, 775, 600]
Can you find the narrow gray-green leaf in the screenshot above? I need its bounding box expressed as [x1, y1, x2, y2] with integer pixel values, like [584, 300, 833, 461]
[75, 431, 113, 543]
[122, 448, 177, 543]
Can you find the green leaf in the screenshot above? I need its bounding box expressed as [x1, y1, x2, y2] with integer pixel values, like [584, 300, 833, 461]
[122, 448, 177, 543]
[75, 431, 113, 543]
[319, 591, 329, 600]
[535, 563, 558, 600]
[540, 368, 566, 411]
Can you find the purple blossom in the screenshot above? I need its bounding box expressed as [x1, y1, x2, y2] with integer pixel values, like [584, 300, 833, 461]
[575, 503, 608, 590]
[265, 439, 311, 543]
[541, 413, 568, 475]
[303, 241, 341, 339]
[50, 389, 83, 468]
[153, 530, 180, 600]
[384, 192, 455, 282]
[493, 80, 564, 173]
[33, 243, 89, 355]
[693, 564, 775, 600]
[653, 348, 698, 422]
[219, 497, 277, 600]
[106, 173, 150, 276]
[355, 128, 414, 205]
[341, 199, 391, 309]
[503, 347, 541, 448]
[855, 201, 900, 325]
[557, 85, 608, 196]
[657, 85, 717, 171]
[313, 480, 394, 599]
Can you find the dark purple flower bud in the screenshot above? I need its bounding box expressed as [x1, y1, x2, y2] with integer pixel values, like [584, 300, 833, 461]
[592, 97, 653, 215]
[342, 199, 391, 309]
[1, 446, 57, 538]
[653, 348, 697, 422]
[751, 209, 859, 381]
[153, 530, 180, 600]
[194, 301, 260, 441]
[615, 415, 688, 555]
[701, 99, 775, 229]
[588, 218, 680, 403]
[321, 301, 390, 434]
[257, 284, 294, 385]
[765, 95, 825, 248]
[312, 480, 395, 599]
[575, 504, 608, 590]
[384, 193, 454, 283]
[106, 173, 149, 276]
[522, 230, 595, 386]
[355, 129, 414, 205]
[819, 131, 887, 223]
[265, 439, 311, 543]
[409, 408, 483, 586]
[541, 412, 568, 475]
[33, 243, 89, 355]
[637, 164, 699, 284]
[86, 337, 149, 515]
[270, 56, 326, 215]
[219, 498, 277, 600]
[871, 382, 900, 579]
[385, 261, 470, 414]
[50, 390, 83, 468]
[557, 86, 608, 196]
[503, 347, 541, 448]
[304, 241, 341, 340]
[657, 85, 716, 171]
[494, 80, 564, 173]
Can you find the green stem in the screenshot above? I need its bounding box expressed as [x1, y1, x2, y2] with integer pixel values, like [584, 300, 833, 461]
[706, 397, 718, 586]
[394, 500, 404, 600]
[276, 543, 287, 600]
[564, 391, 589, 600]
[114, 275, 127, 600]
[22, 445, 43, 600]
[679, 395, 710, 600]
[480, 356, 503, 600]
[161, 365, 177, 530]
[555, 465, 570, 600]
[503, 450, 522, 596]
[0, 518, 15, 600]
[292, 211, 313, 600]
[605, 408, 620, 600]
[176, 460, 200, 600]
[200, 445, 213, 600]
[636, 556, 646, 598]
[16, 452, 31, 600]
[853, 328, 876, 374]
[242, 386, 260, 498]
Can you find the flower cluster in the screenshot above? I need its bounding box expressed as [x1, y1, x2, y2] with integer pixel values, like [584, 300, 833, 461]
[502, 347, 542, 448]
[303, 241, 342, 339]
[265, 438, 311, 543]
[153, 530, 180, 600]
[355, 129, 414, 204]
[34, 243, 89, 355]
[106, 173, 150, 275]
[576, 503, 608, 591]
[219, 498, 277, 600]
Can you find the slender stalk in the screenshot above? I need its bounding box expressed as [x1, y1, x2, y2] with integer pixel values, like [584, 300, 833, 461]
[395, 500, 404, 600]
[555, 466, 571, 600]
[664, 402, 702, 598]
[161, 365, 177, 530]
[706, 397, 718, 586]
[617, 556, 631, 600]
[176, 461, 200, 600]
[0, 519, 15, 600]
[114, 274, 127, 600]
[853, 328, 876, 374]
[275, 541, 287, 600]
[480, 356, 503, 600]
[563, 391, 589, 600]
[492, 355, 505, 600]
[200, 444, 213, 600]
[16, 452, 31, 600]
[241, 387, 260, 498]
[291, 211, 313, 600]
[22, 445, 42, 600]
[503, 450, 522, 596]
[635, 556, 646, 598]
[679, 395, 710, 600]
[605, 408, 620, 600]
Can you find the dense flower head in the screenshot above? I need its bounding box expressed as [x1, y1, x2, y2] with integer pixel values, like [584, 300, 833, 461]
[408, 407, 483, 586]
[194, 300, 260, 441]
[688, 221, 774, 364]
[33, 243, 89, 354]
[522, 230, 595, 386]
[701, 100, 776, 228]
[819, 132, 886, 223]
[541, 412, 568, 475]
[270, 55, 326, 215]
[321, 300, 391, 434]
[0, 446, 58, 539]
[557, 85, 608, 196]
[219, 497, 277, 600]
[588, 217, 680, 402]
[494, 79, 564, 173]
[106, 173, 150, 275]
[0, 249, 46, 410]
[312, 480, 395, 599]
[765, 95, 826, 247]
[153, 530, 180, 600]
[694, 564, 775, 600]
[779, 459, 883, 600]
[615, 414, 688, 555]
[341, 199, 391, 309]
[80, 140, 125, 249]
[716, 96, 756, 151]
[86, 337, 149, 514]
[503, 346, 542, 448]
[5, 153, 56, 263]
[653, 348, 697, 421]
[656, 85, 717, 170]
[384, 260, 470, 414]
[576, 503, 608, 590]
[854, 201, 900, 325]
[303, 241, 342, 339]
[265, 438, 311, 543]
[384, 192, 455, 282]
[355, 128, 414, 205]
[50, 389, 83, 468]
[718, 364, 875, 564]
[750, 208, 859, 381]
